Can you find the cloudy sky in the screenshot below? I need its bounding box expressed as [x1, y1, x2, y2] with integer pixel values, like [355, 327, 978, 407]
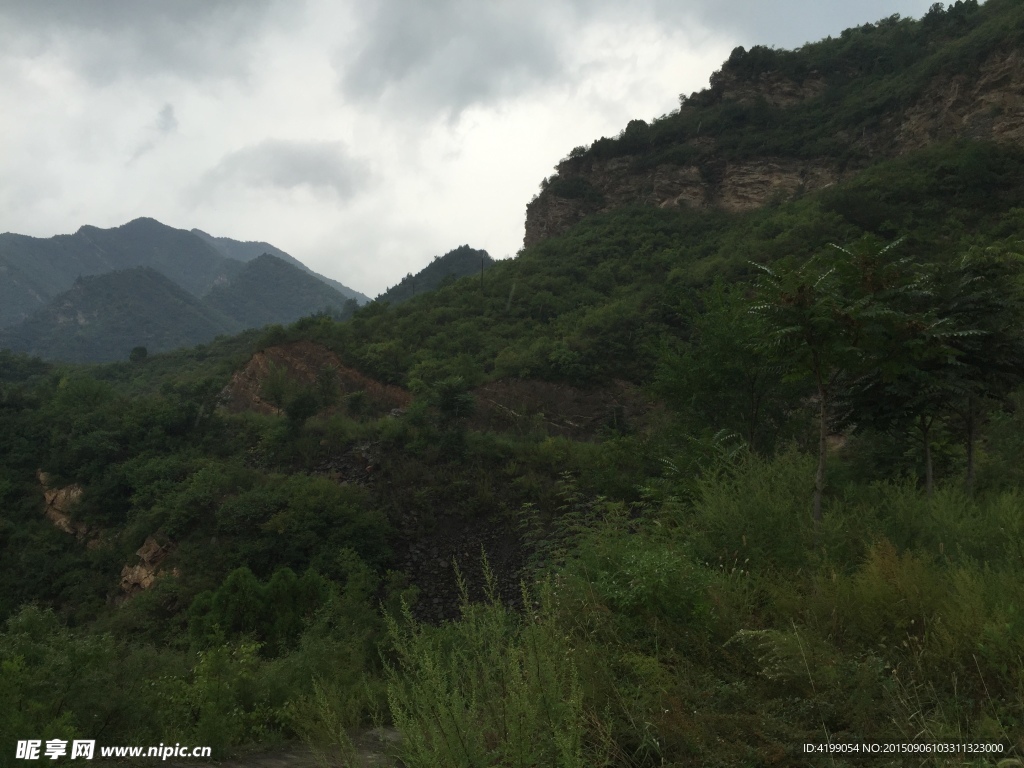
[1, 0, 939, 297]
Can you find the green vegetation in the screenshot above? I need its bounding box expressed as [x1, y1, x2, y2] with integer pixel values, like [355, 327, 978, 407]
[4, 4, 1024, 765]
[3, 137, 1024, 761]
[0, 268, 241, 364]
[558, 0, 1018, 172]
[376, 245, 494, 306]
[203, 253, 360, 329]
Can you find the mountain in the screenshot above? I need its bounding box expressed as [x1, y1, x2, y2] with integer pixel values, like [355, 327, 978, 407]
[203, 253, 359, 328]
[0, 218, 368, 328]
[525, 0, 1024, 245]
[0, 218, 240, 328]
[0, 267, 238, 363]
[376, 245, 494, 305]
[191, 229, 370, 304]
[0, 253, 360, 363]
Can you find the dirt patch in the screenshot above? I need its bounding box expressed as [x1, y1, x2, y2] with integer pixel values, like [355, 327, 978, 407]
[221, 340, 410, 416]
[389, 504, 529, 623]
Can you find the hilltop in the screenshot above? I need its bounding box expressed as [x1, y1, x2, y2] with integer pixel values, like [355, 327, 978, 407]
[375, 245, 493, 306]
[191, 228, 368, 304]
[525, 0, 1024, 245]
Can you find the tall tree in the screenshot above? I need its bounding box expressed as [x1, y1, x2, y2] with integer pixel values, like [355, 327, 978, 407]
[751, 256, 858, 523]
[840, 244, 1024, 494]
[933, 246, 1024, 490]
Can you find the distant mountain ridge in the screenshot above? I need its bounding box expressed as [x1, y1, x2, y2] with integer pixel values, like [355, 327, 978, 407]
[204, 253, 360, 329]
[0, 218, 368, 362]
[0, 218, 238, 328]
[191, 229, 368, 303]
[0, 253, 365, 363]
[376, 245, 493, 305]
[0, 218, 367, 328]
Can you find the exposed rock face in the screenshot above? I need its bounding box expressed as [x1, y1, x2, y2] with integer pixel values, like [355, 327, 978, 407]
[887, 49, 1024, 153]
[119, 535, 173, 594]
[524, 49, 1024, 247]
[716, 71, 828, 108]
[524, 157, 843, 247]
[38, 470, 88, 539]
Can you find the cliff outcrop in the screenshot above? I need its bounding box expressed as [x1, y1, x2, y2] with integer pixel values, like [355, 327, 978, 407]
[525, 47, 1024, 247]
[38, 470, 88, 539]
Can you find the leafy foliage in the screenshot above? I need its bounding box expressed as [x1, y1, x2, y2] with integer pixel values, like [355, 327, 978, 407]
[377, 245, 494, 306]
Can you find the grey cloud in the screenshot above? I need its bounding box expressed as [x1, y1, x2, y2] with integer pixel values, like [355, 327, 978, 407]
[200, 139, 368, 198]
[156, 104, 178, 135]
[0, 0, 285, 83]
[128, 103, 178, 164]
[334, 0, 937, 118]
[335, 0, 572, 117]
[659, 0, 939, 50]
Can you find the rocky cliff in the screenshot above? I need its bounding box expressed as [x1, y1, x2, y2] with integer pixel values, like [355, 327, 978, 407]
[524, 46, 1024, 247]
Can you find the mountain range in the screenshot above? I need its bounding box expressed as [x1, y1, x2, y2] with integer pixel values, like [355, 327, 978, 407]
[0, 217, 496, 363]
[0, 218, 370, 362]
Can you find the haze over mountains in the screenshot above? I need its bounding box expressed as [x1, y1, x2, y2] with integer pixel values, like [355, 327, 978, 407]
[0, 218, 372, 362]
[0, 217, 497, 363]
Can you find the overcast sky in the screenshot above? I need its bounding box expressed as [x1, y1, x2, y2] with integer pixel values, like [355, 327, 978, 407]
[1, 0, 940, 297]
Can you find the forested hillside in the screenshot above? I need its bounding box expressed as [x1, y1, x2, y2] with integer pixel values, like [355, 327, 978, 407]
[191, 229, 369, 304]
[1, 3, 1023, 766]
[0, 268, 240, 364]
[202, 254, 361, 329]
[526, 0, 1024, 244]
[376, 245, 494, 306]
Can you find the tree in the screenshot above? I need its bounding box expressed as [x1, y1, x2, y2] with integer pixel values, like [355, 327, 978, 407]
[657, 281, 789, 453]
[752, 239, 918, 515]
[751, 256, 857, 523]
[260, 361, 291, 410]
[829, 241, 1024, 495]
[128, 346, 148, 363]
[931, 247, 1024, 490]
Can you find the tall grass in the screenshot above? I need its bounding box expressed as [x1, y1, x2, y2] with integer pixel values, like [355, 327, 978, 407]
[384, 563, 592, 768]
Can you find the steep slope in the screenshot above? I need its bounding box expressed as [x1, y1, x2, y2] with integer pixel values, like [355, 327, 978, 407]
[192, 228, 370, 304]
[525, 0, 1024, 245]
[376, 245, 494, 305]
[203, 253, 358, 329]
[0, 218, 240, 328]
[0, 268, 239, 363]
